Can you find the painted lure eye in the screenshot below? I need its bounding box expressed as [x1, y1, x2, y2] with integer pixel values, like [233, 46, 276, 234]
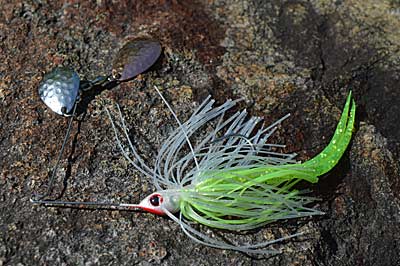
[149, 194, 163, 207]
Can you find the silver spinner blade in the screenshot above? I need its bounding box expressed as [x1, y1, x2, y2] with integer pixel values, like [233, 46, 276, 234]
[38, 67, 80, 116]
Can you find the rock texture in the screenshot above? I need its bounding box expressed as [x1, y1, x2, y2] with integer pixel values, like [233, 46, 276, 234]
[1, 0, 399, 265]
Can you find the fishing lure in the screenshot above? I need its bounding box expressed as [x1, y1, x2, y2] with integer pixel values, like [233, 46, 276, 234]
[33, 88, 356, 254]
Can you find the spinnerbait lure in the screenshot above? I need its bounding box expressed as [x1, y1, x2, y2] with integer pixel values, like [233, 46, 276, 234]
[32, 88, 356, 254]
[33, 38, 161, 200]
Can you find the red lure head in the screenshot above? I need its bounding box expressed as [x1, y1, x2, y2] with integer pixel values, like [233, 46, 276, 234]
[136, 190, 181, 216]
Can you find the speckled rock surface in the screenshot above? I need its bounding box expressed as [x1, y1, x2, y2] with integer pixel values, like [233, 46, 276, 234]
[1, 0, 399, 265]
